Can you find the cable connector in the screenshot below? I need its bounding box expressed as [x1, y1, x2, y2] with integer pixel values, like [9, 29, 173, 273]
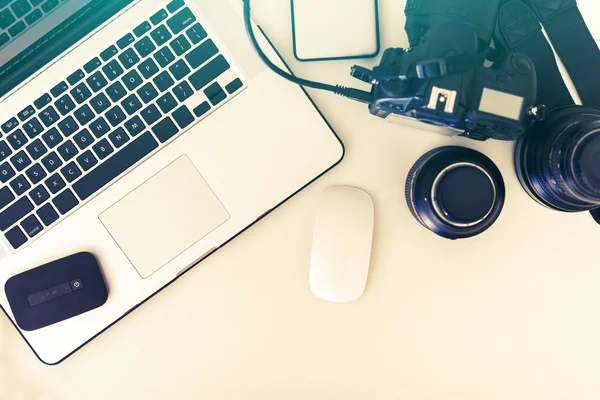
[350, 66, 375, 84]
[334, 86, 374, 104]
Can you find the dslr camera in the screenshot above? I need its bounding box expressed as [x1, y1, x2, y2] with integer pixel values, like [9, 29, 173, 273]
[351, 0, 540, 141]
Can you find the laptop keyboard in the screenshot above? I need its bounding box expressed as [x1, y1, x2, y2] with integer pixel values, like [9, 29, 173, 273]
[0, 0, 245, 251]
[0, 0, 71, 50]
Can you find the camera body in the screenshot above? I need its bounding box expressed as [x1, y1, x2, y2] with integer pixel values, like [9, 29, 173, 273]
[352, 0, 539, 141]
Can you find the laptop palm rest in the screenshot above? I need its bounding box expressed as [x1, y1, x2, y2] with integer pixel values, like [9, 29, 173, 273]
[100, 155, 230, 279]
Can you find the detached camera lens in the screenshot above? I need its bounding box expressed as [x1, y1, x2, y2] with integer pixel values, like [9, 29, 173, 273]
[406, 146, 506, 240]
[516, 106, 600, 212]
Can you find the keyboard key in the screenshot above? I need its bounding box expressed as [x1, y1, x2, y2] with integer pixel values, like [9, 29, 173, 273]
[17, 105, 35, 122]
[151, 25, 172, 46]
[226, 78, 243, 94]
[134, 21, 151, 37]
[67, 69, 85, 86]
[0, 141, 12, 162]
[106, 106, 127, 127]
[168, 8, 196, 35]
[157, 92, 177, 113]
[106, 81, 128, 102]
[10, 151, 31, 171]
[140, 104, 162, 125]
[152, 117, 179, 143]
[7, 129, 27, 150]
[8, 21, 26, 36]
[34, 93, 52, 110]
[92, 138, 113, 160]
[185, 39, 218, 69]
[150, 9, 168, 25]
[204, 82, 227, 106]
[134, 36, 156, 58]
[119, 48, 140, 70]
[172, 106, 195, 129]
[60, 162, 82, 183]
[0, 9, 16, 31]
[169, 59, 190, 80]
[121, 94, 143, 115]
[25, 139, 47, 160]
[186, 22, 207, 44]
[53, 189, 79, 215]
[5, 226, 27, 249]
[46, 173, 66, 194]
[139, 58, 160, 79]
[37, 204, 59, 226]
[192, 101, 211, 118]
[11, 0, 31, 18]
[55, 94, 76, 115]
[117, 33, 135, 49]
[76, 150, 98, 172]
[124, 115, 146, 136]
[100, 45, 118, 61]
[50, 81, 68, 98]
[73, 104, 95, 126]
[102, 59, 124, 81]
[1, 117, 18, 134]
[39, 106, 59, 127]
[74, 132, 159, 200]
[41, 152, 62, 173]
[23, 117, 44, 138]
[137, 82, 158, 103]
[155, 47, 175, 69]
[108, 127, 130, 148]
[122, 69, 143, 90]
[21, 215, 43, 238]
[167, 0, 185, 13]
[57, 116, 79, 136]
[24, 8, 42, 25]
[90, 93, 111, 114]
[173, 81, 193, 101]
[29, 185, 49, 205]
[41, 0, 58, 13]
[26, 163, 46, 184]
[10, 175, 30, 197]
[70, 83, 92, 104]
[0, 197, 33, 231]
[87, 71, 108, 92]
[41, 127, 63, 149]
[0, 187, 15, 210]
[90, 117, 110, 138]
[0, 162, 15, 183]
[170, 34, 191, 56]
[153, 71, 174, 92]
[189, 55, 230, 90]
[84, 57, 101, 74]
[57, 140, 78, 161]
[73, 128, 94, 150]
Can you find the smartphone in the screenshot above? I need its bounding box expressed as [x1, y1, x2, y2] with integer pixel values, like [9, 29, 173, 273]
[291, 0, 380, 62]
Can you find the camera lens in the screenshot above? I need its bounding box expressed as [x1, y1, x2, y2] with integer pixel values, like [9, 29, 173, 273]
[516, 106, 600, 212]
[406, 146, 505, 239]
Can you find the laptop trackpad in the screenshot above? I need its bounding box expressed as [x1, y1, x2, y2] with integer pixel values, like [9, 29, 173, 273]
[100, 156, 230, 279]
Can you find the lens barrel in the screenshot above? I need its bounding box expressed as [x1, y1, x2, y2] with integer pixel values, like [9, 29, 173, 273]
[516, 106, 600, 212]
[406, 146, 505, 239]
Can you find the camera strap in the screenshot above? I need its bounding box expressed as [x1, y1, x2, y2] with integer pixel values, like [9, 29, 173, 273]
[496, 0, 600, 110]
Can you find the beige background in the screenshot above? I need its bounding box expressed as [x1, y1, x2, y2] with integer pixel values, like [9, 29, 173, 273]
[3, 0, 600, 399]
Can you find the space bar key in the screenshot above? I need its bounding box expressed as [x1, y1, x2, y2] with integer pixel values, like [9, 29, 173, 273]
[73, 132, 159, 201]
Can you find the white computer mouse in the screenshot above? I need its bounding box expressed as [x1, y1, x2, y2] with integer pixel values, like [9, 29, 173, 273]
[309, 186, 374, 303]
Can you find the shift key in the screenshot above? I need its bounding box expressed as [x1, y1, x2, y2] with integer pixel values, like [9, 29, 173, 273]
[167, 7, 196, 34]
[0, 197, 34, 231]
[73, 132, 158, 201]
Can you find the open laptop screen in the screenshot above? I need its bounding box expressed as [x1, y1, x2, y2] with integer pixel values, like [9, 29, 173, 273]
[0, 0, 133, 99]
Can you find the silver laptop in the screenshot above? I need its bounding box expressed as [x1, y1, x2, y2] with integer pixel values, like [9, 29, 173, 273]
[0, 0, 343, 364]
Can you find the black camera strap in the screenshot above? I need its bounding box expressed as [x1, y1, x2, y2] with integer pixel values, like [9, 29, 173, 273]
[496, 0, 600, 110]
